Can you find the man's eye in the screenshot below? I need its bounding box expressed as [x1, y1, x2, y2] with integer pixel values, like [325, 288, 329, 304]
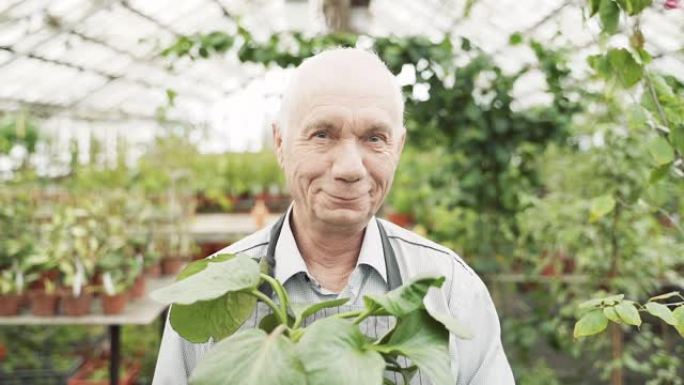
[313, 131, 329, 139]
[368, 135, 386, 143]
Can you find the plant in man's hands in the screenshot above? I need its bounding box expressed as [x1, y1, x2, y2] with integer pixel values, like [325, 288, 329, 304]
[151, 254, 472, 385]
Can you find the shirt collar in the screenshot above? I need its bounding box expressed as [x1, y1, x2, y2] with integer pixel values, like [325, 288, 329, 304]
[273, 204, 387, 285]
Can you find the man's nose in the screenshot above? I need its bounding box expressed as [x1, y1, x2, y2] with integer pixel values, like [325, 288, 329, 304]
[331, 140, 366, 183]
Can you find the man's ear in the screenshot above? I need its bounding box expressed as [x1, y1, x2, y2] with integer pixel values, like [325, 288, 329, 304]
[272, 122, 284, 168]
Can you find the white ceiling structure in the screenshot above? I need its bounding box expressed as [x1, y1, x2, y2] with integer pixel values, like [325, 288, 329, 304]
[0, 0, 682, 151]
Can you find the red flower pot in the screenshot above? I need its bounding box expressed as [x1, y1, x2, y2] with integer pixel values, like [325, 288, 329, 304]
[0, 294, 22, 316]
[29, 290, 60, 316]
[130, 275, 146, 299]
[101, 293, 127, 315]
[161, 257, 185, 276]
[144, 263, 161, 278]
[68, 358, 140, 385]
[61, 291, 93, 316]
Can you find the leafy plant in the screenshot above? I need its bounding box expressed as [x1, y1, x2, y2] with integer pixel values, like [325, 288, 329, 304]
[151, 254, 472, 385]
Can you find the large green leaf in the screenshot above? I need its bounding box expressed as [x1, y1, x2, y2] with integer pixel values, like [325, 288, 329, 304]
[364, 276, 445, 317]
[169, 291, 256, 343]
[424, 304, 473, 339]
[374, 310, 453, 385]
[189, 328, 306, 385]
[151, 254, 260, 305]
[176, 253, 236, 281]
[574, 309, 609, 338]
[599, 0, 620, 35]
[297, 318, 385, 385]
[645, 302, 677, 326]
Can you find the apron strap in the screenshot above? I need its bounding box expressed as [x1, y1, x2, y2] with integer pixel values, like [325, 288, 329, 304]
[259, 214, 402, 296]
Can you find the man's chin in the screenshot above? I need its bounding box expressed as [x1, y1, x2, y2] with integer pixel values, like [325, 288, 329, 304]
[316, 208, 371, 228]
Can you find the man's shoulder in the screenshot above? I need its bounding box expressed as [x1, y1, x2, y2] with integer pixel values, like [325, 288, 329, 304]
[377, 218, 476, 277]
[208, 223, 273, 259]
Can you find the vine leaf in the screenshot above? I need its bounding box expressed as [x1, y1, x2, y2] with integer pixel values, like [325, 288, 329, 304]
[614, 302, 642, 326]
[645, 302, 677, 326]
[574, 309, 609, 338]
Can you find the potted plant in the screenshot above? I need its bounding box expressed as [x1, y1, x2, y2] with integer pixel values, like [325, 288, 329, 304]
[151, 254, 473, 385]
[28, 277, 59, 316]
[97, 252, 132, 315]
[0, 268, 24, 316]
[160, 224, 194, 276]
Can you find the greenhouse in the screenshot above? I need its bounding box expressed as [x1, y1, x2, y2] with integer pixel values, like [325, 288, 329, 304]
[1, 0, 683, 384]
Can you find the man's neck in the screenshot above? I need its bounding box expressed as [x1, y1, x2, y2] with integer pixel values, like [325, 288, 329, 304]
[290, 206, 366, 293]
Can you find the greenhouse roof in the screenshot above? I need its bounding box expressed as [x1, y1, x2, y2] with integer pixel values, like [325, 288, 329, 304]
[0, 0, 682, 149]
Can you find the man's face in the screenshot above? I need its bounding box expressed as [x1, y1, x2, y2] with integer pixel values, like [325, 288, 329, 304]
[275, 54, 405, 230]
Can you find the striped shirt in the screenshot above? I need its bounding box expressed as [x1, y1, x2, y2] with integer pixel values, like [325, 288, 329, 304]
[152, 211, 515, 385]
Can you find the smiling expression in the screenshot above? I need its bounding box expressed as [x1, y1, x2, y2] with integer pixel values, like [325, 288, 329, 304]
[274, 49, 405, 230]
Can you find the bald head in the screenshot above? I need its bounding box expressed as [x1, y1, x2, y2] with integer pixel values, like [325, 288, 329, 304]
[276, 48, 404, 136]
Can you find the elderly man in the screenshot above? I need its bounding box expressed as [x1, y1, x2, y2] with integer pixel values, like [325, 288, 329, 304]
[153, 48, 514, 385]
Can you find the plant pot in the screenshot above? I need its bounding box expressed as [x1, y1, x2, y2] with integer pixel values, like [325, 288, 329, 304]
[29, 290, 60, 316]
[387, 212, 414, 228]
[144, 262, 161, 278]
[68, 358, 140, 385]
[130, 275, 146, 299]
[0, 294, 22, 316]
[101, 293, 128, 315]
[161, 257, 185, 276]
[61, 291, 93, 316]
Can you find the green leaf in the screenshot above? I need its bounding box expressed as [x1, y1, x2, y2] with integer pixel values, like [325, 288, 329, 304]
[374, 310, 453, 385]
[258, 313, 280, 334]
[649, 163, 671, 184]
[589, 195, 616, 223]
[424, 304, 473, 339]
[170, 291, 256, 343]
[603, 306, 622, 324]
[589, 0, 602, 16]
[574, 309, 609, 338]
[599, 0, 620, 35]
[189, 328, 306, 385]
[645, 302, 677, 326]
[290, 297, 350, 327]
[363, 276, 445, 317]
[509, 32, 523, 45]
[647, 137, 675, 166]
[615, 302, 642, 326]
[606, 48, 643, 87]
[669, 124, 684, 155]
[176, 253, 235, 281]
[672, 306, 684, 338]
[624, 0, 653, 15]
[648, 291, 682, 302]
[150, 254, 260, 305]
[297, 318, 385, 385]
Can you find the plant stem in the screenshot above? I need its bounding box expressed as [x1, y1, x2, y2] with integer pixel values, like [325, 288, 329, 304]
[353, 308, 374, 325]
[250, 289, 287, 326]
[260, 274, 290, 325]
[334, 309, 364, 319]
